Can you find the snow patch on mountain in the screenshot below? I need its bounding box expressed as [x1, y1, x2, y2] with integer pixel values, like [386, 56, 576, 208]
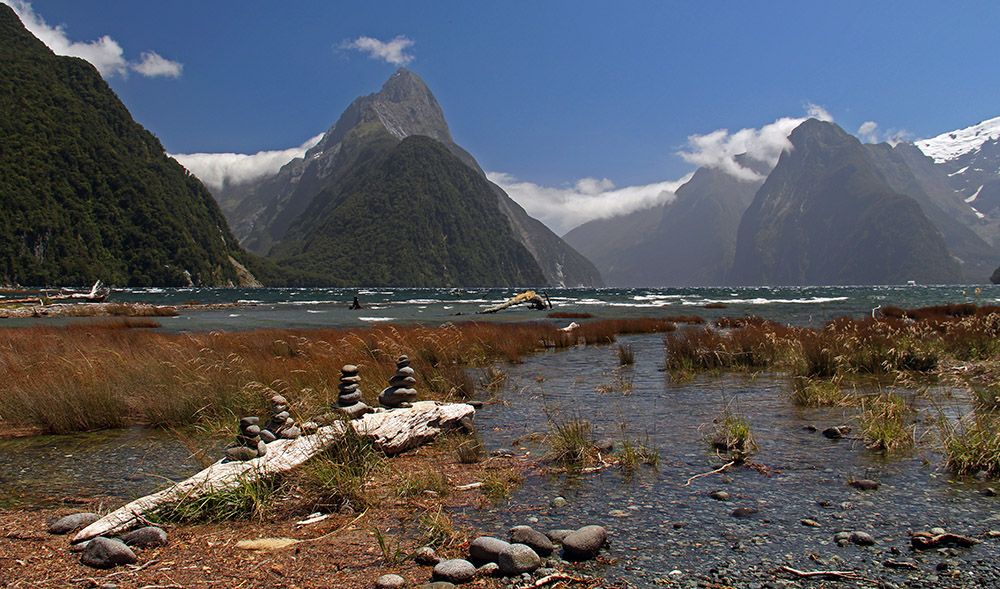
[916, 116, 1000, 163]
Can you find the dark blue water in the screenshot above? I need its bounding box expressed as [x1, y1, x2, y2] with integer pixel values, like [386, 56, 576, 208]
[3, 285, 997, 331]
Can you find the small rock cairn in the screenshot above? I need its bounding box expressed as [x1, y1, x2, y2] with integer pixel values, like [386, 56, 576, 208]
[335, 364, 372, 419]
[224, 417, 267, 461]
[261, 394, 301, 442]
[379, 355, 418, 408]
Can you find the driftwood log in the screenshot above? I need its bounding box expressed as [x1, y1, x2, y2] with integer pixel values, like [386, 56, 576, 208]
[72, 401, 475, 544]
[479, 290, 550, 314]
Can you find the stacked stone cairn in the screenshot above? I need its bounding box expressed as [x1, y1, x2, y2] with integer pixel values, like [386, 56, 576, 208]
[261, 394, 301, 442]
[335, 364, 372, 419]
[378, 355, 419, 409]
[224, 417, 267, 461]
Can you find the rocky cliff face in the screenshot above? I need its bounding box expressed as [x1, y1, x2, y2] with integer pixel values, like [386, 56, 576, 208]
[0, 5, 258, 287]
[214, 69, 602, 287]
[731, 119, 960, 285]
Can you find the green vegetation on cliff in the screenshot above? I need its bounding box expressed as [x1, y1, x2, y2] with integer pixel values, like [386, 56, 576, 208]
[271, 134, 547, 286]
[0, 5, 256, 286]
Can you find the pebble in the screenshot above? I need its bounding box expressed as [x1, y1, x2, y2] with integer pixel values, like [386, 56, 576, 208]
[849, 479, 880, 491]
[431, 559, 476, 584]
[850, 531, 876, 546]
[800, 518, 821, 527]
[80, 537, 137, 569]
[710, 490, 731, 501]
[476, 562, 499, 577]
[48, 512, 99, 535]
[550, 496, 567, 508]
[416, 584, 455, 589]
[376, 574, 406, 589]
[414, 545, 439, 565]
[730, 507, 758, 518]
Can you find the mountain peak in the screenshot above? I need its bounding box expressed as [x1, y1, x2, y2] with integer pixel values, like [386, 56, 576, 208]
[915, 116, 1000, 163]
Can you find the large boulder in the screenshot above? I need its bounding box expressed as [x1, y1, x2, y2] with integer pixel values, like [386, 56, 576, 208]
[497, 543, 541, 576]
[508, 525, 554, 556]
[561, 525, 608, 561]
[47, 512, 98, 535]
[432, 559, 476, 584]
[468, 536, 510, 564]
[80, 536, 138, 569]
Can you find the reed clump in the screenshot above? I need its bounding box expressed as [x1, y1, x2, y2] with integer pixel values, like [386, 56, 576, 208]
[544, 417, 598, 467]
[616, 343, 635, 366]
[667, 305, 1000, 382]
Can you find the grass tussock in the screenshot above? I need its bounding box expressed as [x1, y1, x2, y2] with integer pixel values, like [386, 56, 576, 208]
[859, 393, 914, 454]
[941, 413, 1000, 477]
[790, 377, 855, 407]
[293, 427, 386, 512]
[0, 318, 680, 435]
[153, 471, 280, 523]
[544, 417, 599, 467]
[480, 467, 524, 504]
[709, 405, 757, 462]
[616, 437, 659, 474]
[396, 469, 450, 498]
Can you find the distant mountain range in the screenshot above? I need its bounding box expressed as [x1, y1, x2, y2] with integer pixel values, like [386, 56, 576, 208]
[568, 117, 1000, 286]
[208, 69, 602, 288]
[0, 5, 260, 287]
[6, 2, 1000, 288]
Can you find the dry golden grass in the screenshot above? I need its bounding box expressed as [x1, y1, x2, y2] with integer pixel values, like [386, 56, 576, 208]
[0, 318, 677, 435]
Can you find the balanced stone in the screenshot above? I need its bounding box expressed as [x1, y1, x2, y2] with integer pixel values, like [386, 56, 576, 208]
[224, 416, 267, 461]
[263, 395, 300, 441]
[335, 364, 372, 419]
[379, 355, 419, 408]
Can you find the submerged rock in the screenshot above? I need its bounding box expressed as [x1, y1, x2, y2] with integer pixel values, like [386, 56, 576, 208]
[849, 479, 880, 491]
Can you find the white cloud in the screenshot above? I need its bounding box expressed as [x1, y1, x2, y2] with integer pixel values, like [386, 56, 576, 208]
[678, 104, 833, 182]
[2, 0, 182, 79]
[488, 172, 692, 235]
[131, 51, 183, 78]
[342, 35, 415, 66]
[172, 134, 325, 190]
[856, 120, 911, 146]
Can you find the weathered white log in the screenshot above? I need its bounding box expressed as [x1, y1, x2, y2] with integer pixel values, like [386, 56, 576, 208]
[72, 401, 474, 544]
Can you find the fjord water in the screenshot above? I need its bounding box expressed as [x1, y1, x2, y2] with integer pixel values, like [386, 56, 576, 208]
[5, 284, 998, 330]
[2, 285, 999, 585]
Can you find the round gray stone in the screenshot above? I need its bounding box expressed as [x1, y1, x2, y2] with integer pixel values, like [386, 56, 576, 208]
[545, 529, 574, 544]
[469, 536, 510, 564]
[375, 574, 406, 589]
[562, 525, 607, 561]
[47, 512, 99, 535]
[508, 525, 554, 556]
[414, 545, 439, 565]
[497, 543, 541, 576]
[80, 536, 137, 569]
[118, 526, 168, 548]
[431, 559, 476, 584]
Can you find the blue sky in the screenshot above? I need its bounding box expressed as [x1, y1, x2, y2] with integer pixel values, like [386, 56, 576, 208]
[7, 1, 1000, 232]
